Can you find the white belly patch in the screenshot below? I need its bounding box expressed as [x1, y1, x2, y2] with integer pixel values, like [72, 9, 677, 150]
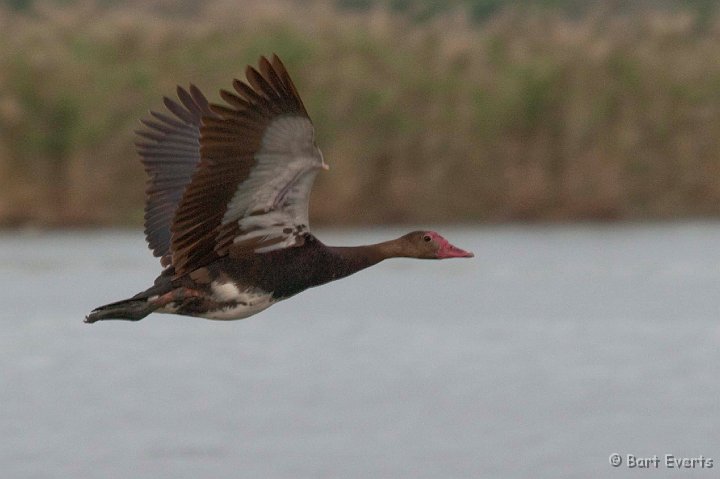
[210, 281, 243, 302]
[202, 281, 275, 321]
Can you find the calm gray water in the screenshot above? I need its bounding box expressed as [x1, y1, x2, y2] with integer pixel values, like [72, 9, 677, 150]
[1, 224, 719, 478]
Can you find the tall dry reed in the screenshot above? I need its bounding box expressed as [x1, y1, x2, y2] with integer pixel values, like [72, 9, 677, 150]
[2, 1, 720, 225]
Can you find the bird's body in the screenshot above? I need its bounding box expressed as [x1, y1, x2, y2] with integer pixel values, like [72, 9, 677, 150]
[86, 55, 472, 324]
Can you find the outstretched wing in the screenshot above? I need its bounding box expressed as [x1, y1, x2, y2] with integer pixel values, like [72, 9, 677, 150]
[170, 54, 327, 277]
[136, 85, 219, 266]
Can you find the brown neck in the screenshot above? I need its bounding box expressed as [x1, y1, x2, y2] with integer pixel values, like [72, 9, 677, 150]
[325, 238, 407, 278]
[330, 238, 407, 261]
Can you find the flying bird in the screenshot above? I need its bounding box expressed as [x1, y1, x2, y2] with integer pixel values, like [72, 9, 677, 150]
[86, 54, 473, 323]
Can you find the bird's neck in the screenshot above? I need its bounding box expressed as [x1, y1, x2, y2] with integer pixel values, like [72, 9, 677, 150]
[328, 240, 405, 270]
[326, 238, 406, 272]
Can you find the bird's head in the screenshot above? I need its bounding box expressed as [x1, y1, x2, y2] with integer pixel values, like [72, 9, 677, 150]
[400, 231, 474, 259]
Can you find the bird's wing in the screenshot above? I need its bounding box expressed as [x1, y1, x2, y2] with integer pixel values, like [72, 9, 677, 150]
[136, 85, 219, 267]
[170, 54, 326, 277]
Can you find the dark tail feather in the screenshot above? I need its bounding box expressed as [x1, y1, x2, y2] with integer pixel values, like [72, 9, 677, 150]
[85, 297, 157, 323]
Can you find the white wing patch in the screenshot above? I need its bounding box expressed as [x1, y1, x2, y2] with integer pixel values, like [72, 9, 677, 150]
[220, 115, 326, 254]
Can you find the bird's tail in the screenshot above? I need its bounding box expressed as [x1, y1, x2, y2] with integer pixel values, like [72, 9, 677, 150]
[85, 297, 158, 323]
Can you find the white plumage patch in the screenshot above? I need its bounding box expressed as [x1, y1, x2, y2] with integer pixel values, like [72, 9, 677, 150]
[210, 281, 242, 302]
[220, 115, 325, 254]
[204, 281, 275, 321]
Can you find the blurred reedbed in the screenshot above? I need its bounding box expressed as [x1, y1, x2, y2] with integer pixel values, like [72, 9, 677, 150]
[2, 0, 720, 226]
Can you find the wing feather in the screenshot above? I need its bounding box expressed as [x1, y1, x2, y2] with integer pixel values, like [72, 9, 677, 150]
[137, 84, 219, 266]
[169, 54, 326, 277]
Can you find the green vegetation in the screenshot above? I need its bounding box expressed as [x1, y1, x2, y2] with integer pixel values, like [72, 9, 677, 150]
[338, 0, 720, 22]
[2, 0, 720, 226]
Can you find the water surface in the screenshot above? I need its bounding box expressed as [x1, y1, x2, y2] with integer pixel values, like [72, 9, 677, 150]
[1, 225, 719, 478]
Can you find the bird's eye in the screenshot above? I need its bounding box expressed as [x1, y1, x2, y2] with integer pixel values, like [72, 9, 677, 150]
[423, 235, 432, 242]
